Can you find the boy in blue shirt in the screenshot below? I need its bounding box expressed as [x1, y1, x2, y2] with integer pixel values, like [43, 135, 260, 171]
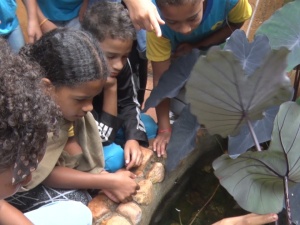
[146, 0, 252, 157]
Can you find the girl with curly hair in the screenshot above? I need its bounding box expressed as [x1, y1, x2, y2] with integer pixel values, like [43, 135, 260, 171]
[7, 28, 140, 213]
[0, 38, 93, 225]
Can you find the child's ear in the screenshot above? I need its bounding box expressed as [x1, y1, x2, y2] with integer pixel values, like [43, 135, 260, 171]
[41, 78, 54, 94]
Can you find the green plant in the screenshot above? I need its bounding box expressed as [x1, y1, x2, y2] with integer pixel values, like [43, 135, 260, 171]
[184, 1, 300, 224]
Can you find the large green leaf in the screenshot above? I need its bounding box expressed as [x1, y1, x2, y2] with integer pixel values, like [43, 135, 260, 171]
[185, 33, 292, 137]
[213, 101, 300, 214]
[256, 0, 300, 72]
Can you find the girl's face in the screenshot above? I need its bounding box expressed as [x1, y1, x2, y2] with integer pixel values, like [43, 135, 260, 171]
[160, 0, 204, 34]
[0, 168, 32, 200]
[50, 79, 105, 121]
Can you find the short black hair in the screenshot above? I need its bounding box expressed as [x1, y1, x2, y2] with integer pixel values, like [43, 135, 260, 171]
[81, 1, 136, 42]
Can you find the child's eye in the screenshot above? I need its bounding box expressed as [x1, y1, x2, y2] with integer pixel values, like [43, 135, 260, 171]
[188, 16, 198, 22]
[75, 99, 86, 102]
[166, 20, 177, 25]
[106, 55, 117, 60]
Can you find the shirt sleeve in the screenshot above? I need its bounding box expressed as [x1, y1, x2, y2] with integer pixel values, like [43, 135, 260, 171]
[117, 61, 148, 147]
[146, 31, 172, 62]
[228, 0, 253, 23]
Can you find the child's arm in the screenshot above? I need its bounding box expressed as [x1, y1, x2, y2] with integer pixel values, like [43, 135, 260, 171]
[212, 213, 278, 225]
[122, 0, 164, 37]
[79, 0, 89, 22]
[42, 166, 139, 203]
[22, 0, 42, 43]
[103, 77, 118, 118]
[116, 63, 148, 169]
[36, 4, 57, 34]
[0, 200, 34, 225]
[173, 22, 244, 58]
[151, 60, 172, 158]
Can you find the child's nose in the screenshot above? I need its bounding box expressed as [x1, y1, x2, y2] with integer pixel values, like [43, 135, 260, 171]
[113, 58, 124, 71]
[82, 101, 93, 112]
[178, 24, 192, 34]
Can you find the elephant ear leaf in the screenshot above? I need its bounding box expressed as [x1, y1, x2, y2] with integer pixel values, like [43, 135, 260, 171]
[143, 49, 200, 111]
[213, 101, 300, 214]
[185, 31, 292, 137]
[224, 30, 271, 76]
[256, 0, 300, 72]
[228, 106, 279, 157]
[165, 104, 200, 172]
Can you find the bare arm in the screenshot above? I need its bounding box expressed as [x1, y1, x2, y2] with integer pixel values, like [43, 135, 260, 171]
[79, 0, 89, 22]
[0, 200, 33, 225]
[151, 59, 172, 157]
[173, 22, 244, 58]
[195, 22, 244, 49]
[122, 0, 165, 37]
[36, 5, 57, 34]
[102, 77, 118, 117]
[212, 213, 278, 225]
[42, 166, 139, 202]
[22, 0, 42, 43]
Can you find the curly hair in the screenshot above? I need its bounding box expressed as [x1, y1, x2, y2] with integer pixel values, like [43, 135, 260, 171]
[81, 1, 136, 42]
[20, 28, 109, 88]
[0, 38, 60, 183]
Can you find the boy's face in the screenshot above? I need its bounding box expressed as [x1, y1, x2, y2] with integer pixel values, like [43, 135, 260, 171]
[0, 167, 32, 199]
[99, 38, 133, 77]
[160, 0, 204, 34]
[49, 79, 105, 122]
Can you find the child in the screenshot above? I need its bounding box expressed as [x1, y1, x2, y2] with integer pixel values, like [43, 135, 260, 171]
[7, 28, 139, 212]
[0, 0, 42, 52]
[146, 0, 252, 157]
[0, 37, 92, 225]
[81, 1, 158, 172]
[0, 35, 275, 225]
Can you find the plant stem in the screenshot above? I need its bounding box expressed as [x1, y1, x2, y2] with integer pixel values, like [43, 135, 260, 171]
[188, 184, 220, 225]
[284, 176, 292, 225]
[247, 120, 262, 151]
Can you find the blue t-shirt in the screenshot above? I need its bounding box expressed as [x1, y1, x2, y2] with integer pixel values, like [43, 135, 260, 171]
[37, 0, 83, 22]
[154, 0, 239, 51]
[0, 0, 19, 35]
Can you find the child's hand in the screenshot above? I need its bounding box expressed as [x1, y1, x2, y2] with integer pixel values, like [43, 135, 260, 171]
[172, 43, 194, 59]
[104, 77, 117, 91]
[153, 132, 171, 158]
[124, 140, 143, 170]
[101, 170, 139, 203]
[212, 213, 278, 225]
[123, 0, 165, 37]
[27, 20, 42, 43]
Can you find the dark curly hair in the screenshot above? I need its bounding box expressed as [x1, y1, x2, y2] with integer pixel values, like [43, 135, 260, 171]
[20, 28, 109, 88]
[81, 1, 136, 42]
[0, 38, 60, 183]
